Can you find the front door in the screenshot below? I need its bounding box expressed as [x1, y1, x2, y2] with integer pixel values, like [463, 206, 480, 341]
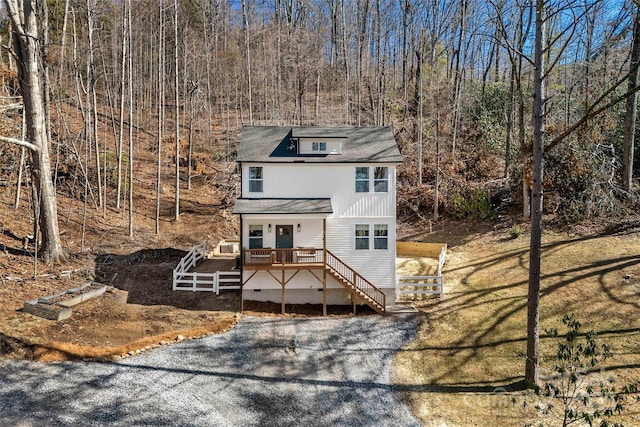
[276, 225, 294, 262]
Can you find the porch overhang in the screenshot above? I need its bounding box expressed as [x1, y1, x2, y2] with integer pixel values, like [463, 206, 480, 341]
[232, 198, 333, 215]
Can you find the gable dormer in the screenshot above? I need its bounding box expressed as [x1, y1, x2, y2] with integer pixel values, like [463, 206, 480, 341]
[291, 128, 345, 155]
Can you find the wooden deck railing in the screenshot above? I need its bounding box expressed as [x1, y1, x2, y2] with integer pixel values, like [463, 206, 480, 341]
[243, 248, 324, 266]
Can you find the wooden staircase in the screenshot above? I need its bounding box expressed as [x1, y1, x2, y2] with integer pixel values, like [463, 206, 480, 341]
[324, 250, 386, 313]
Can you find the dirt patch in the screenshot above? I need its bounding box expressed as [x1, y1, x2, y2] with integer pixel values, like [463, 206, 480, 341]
[0, 243, 242, 362]
[0, 147, 243, 362]
[94, 250, 239, 310]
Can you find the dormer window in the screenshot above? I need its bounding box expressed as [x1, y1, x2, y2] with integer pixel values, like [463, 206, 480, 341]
[312, 142, 327, 152]
[293, 129, 344, 155]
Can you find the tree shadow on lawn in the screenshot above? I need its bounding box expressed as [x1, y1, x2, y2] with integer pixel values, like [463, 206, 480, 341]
[402, 233, 640, 393]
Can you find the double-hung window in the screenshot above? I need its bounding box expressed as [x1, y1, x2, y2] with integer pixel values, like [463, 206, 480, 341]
[248, 166, 263, 193]
[355, 224, 389, 250]
[374, 167, 388, 192]
[355, 224, 370, 250]
[373, 224, 388, 249]
[356, 166, 388, 193]
[355, 167, 369, 193]
[249, 225, 263, 249]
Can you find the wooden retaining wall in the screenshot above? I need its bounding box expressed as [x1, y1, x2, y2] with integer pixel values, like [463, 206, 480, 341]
[396, 241, 447, 258]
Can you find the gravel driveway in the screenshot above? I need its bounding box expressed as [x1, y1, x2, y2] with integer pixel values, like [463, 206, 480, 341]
[0, 314, 421, 426]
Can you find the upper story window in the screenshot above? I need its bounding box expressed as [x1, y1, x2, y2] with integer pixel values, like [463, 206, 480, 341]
[355, 167, 369, 193]
[355, 224, 370, 250]
[356, 166, 389, 193]
[374, 167, 388, 192]
[249, 225, 263, 249]
[249, 166, 263, 192]
[373, 224, 388, 249]
[312, 141, 327, 151]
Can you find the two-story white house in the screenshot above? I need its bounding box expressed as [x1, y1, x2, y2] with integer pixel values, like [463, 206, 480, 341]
[232, 126, 402, 314]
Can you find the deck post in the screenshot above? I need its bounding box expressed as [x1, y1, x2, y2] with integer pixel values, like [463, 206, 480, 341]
[281, 269, 286, 315]
[323, 218, 327, 316]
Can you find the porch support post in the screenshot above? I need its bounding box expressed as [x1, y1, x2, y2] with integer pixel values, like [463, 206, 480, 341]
[323, 218, 327, 316]
[281, 269, 286, 315]
[352, 296, 356, 315]
[323, 269, 327, 317]
[240, 216, 244, 312]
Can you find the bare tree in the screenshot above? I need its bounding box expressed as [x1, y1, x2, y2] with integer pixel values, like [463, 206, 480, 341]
[2, 0, 66, 263]
[623, 3, 640, 193]
[128, 0, 134, 237]
[241, 0, 253, 124]
[174, 0, 180, 221]
[156, 0, 166, 234]
[526, 0, 546, 387]
[116, 1, 127, 209]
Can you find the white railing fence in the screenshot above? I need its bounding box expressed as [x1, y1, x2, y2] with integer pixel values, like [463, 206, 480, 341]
[396, 246, 446, 300]
[173, 242, 241, 294]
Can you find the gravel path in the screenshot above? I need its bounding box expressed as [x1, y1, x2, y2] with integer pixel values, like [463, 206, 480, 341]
[0, 314, 421, 426]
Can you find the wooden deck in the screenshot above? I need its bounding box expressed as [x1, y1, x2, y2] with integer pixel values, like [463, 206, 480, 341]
[241, 247, 386, 314]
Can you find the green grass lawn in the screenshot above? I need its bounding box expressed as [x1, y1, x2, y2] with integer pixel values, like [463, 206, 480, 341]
[394, 224, 640, 426]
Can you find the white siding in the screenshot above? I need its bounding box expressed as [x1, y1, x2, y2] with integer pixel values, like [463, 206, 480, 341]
[325, 217, 396, 289]
[239, 162, 398, 301]
[241, 163, 397, 219]
[241, 215, 324, 250]
[240, 216, 396, 292]
[297, 138, 343, 155]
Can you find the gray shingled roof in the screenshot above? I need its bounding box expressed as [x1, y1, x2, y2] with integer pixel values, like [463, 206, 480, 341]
[232, 198, 333, 215]
[237, 126, 403, 163]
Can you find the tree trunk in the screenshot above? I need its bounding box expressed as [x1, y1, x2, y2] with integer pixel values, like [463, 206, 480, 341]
[14, 110, 26, 209]
[174, 0, 180, 222]
[156, 0, 165, 234]
[242, 0, 253, 125]
[128, 0, 134, 238]
[4, 0, 66, 264]
[526, 0, 546, 388]
[623, 8, 640, 192]
[116, 3, 127, 209]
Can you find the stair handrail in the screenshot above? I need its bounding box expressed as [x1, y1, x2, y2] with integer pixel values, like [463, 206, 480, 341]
[324, 250, 386, 310]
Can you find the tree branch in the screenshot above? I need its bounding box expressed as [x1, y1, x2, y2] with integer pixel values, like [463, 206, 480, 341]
[547, 83, 640, 152]
[0, 135, 39, 152]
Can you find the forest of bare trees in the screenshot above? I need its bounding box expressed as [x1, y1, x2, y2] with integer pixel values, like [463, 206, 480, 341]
[0, 0, 639, 255]
[1, 0, 640, 389]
